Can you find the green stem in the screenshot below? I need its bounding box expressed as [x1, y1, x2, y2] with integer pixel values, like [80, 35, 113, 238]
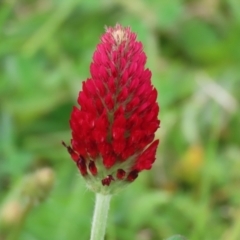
[90, 193, 112, 240]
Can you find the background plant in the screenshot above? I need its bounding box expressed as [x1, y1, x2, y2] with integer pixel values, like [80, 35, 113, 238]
[0, 0, 240, 240]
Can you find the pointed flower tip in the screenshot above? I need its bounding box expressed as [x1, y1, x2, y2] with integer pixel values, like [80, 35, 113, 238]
[64, 24, 160, 194]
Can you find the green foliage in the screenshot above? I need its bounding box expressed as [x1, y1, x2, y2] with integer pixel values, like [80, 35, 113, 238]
[165, 235, 187, 240]
[1, 0, 240, 239]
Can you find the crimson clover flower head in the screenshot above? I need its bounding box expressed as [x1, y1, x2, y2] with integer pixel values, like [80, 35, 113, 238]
[63, 24, 160, 194]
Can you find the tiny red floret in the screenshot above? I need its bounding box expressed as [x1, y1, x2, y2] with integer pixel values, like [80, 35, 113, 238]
[62, 141, 79, 161]
[76, 156, 87, 176]
[116, 169, 126, 180]
[89, 161, 98, 176]
[102, 175, 115, 186]
[127, 170, 139, 182]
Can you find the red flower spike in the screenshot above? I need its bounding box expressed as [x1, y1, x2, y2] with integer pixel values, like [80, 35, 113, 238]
[63, 24, 160, 194]
[89, 161, 98, 176]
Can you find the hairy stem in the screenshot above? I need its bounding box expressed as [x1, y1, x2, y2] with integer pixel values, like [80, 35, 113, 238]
[90, 193, 112, 240]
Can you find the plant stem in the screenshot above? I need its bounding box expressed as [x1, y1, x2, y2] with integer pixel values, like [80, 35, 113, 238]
[90, 193, 112, 240]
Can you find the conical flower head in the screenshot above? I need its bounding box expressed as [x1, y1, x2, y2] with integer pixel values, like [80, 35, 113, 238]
[63, 24, 160, 194]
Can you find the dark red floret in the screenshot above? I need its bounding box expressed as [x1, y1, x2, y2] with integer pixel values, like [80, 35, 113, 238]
[89, 161, 98, 176]
[62, 141, 79, 161]
[127, 170, 139, 182]
[116, 169, 126, 180]
[102, 175, 115, 186]
[76, 156, 87, 176]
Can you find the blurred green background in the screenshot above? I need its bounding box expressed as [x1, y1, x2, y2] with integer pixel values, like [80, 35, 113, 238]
[0, 0, 240, 239]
